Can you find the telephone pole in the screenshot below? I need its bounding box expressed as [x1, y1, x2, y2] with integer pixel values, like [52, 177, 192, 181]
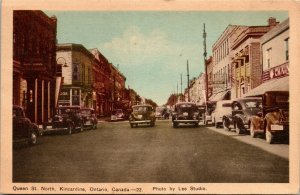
[187, 60, 190, 102]
[203, 23, 209, 102]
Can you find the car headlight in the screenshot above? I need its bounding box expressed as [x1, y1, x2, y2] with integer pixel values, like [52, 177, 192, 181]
[59, 117, 63, 122]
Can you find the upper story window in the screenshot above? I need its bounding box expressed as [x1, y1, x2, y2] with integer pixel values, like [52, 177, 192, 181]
[266, 48, 272, 68]
[284, 38, 289, 61]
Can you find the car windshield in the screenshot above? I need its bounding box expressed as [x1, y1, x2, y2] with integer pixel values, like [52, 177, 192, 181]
[133, 106, 151, 112]
[244, 100, 262, 109]
[177, 104, 196, 112]
[112, 109, 123, 114]
[80, 109, 92, 115]
[57, 108, 79, 115]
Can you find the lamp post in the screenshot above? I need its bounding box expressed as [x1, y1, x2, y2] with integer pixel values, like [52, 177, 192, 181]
[187, 60, 190, 102]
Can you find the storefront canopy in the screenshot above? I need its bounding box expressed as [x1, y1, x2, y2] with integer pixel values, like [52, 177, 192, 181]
[209, 90, 230, 101]
[242, 76, 289, 97]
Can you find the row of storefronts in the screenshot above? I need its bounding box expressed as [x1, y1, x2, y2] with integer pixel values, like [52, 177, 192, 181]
[185, 17, 289, 104]
[13, 10, 142, 124]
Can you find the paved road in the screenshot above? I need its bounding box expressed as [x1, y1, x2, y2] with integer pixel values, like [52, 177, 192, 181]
[13, 120, 289, 183]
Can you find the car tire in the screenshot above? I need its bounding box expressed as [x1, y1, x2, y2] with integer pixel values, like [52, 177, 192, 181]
[150, 122, 155, 127]
[250, 122, 257, 138]
[215, 120, 219, 128]
[93, 123, 97, 130]
[236, 121, 244, 135]
[194, 122, 199, 127]
[223, 119, 230, 131]
[265, 122, 274, 144]
[173, 122, 178, 128]
[130, 123, 134, 128]
[80, 123, 84, 132]
[29, 131, 38, 145]
[67, 124, 72, 135]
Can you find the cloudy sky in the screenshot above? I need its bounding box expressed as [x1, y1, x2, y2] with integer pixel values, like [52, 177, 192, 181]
[45, 11, 288, 105]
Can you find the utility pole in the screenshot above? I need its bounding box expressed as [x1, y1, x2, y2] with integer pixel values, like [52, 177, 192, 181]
[203, 23, 209, 103]
[187, 60, 190, 102]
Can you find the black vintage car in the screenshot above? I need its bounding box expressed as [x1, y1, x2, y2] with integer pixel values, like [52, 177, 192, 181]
[13, 105, 40, 145]
[250, 91, 289, 144]
[222, 97, 262, 134]
[42, 106, 84, 135]
[79, 108, 98, 129]
[129, 104, 156, 128]
[172, 102, 200, 128]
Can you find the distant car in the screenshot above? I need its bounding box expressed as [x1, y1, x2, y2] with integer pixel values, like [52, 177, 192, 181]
[42, 106, 84, 135]
[13, 105, 40, 145]
[111, 109, 125, 121]
[223, 97, 262, 134]
[204, 101, 216, 125]
[79, 108, 97, 129]
[129, 104, 156, 128]
[155, 106, 170, 119]
[172, 102, 200, 128]
[212, 100, 233, 128]
[250, 91, 289, 144]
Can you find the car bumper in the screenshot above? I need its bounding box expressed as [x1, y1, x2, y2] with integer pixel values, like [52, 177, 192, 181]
[173, 119, 199, 123]
[130, 120, 152, 124]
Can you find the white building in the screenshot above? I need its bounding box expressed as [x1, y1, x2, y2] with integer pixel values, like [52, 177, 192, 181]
[242, 18, 289, 97]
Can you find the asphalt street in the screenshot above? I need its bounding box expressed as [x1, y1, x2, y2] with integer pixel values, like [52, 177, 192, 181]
[13, 120, 289, 183]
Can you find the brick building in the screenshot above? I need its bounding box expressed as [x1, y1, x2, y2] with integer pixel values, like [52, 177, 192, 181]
[243, 18, 289, 97]
[90, 48, 112, 116]
[231, 17, 279, 98]
[211, 25, 247, 101]
[110, 64, 127, 111]
[13, 10, 57, 124]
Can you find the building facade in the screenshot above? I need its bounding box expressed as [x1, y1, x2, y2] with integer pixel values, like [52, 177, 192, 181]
[189, 73, 206, 105]
[90, 48, 112, 116]
[13, 10, 57, 124]
[242, 18, 289, 97]
[211, 25, 247, 101]
[231, 17, 279, 99]
[57, 44, 94, 108]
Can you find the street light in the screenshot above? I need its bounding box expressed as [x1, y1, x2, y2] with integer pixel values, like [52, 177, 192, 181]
[56, 57, 68, 67]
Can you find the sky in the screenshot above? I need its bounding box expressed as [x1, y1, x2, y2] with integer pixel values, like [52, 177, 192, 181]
[44, 11, 288, 105]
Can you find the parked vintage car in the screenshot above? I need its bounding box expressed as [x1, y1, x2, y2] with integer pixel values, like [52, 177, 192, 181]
[197, 105, 206, 123]
[250, 91, 289, 144]
[155, 106, 170, 119]
[212, 100, 232, 128]
[223, 97, 262, 134]
[172, 102, 200, 128]
[204, 101, 216, 125]
[129, 104, 156, 128]
[42, 106, 84, 135]
[111, 109, 125, 121]
[79, 108, 97, 129]
[13, 105, 40, 145]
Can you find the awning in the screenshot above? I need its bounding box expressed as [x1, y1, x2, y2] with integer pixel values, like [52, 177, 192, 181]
[242, 76, 289, 97]
[209, 90, 230, 101]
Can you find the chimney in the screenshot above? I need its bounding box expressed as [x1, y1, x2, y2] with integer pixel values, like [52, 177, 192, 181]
[268, 17, 279, 27]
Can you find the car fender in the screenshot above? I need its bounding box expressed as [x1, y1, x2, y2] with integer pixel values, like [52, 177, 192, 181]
[250, 115, 263, 131]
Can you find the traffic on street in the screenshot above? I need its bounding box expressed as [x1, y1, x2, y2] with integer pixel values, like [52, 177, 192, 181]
[13, 118, 288, 183]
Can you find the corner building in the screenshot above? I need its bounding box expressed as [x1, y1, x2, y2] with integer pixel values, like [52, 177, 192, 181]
[13, 10, 57, 124]
[57, 44, 94, 108]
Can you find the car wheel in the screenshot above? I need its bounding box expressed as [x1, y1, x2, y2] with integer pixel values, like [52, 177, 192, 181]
[67, 124, 72, 135]
[194, 122, 199, 127]
[265, 122, 274, 144]
[250, 122, 257, 138]
[173, 122, 178, 128]
[212, 118, 215, 126]
[93, 123, 97, 130]
[236, 122, 244, 135]
[150, 122, 155, 127]
[223, 119, 230, 131]
[130, 123, 134, 128]
[80, 123, 84, 132]
[29, 131, 38, 145]
[215, 120, 219, 128]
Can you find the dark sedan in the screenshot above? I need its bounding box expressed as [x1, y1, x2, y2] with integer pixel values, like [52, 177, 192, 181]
[223, 97, 262, 134]
[172, 102, 200, 128]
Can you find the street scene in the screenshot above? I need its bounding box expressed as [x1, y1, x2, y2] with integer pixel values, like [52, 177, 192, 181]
[12, 10, 290, 183]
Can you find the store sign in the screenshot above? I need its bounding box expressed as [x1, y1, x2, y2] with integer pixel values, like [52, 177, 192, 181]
[59, 89, 70, 100]
[263, 63, 289, 81]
